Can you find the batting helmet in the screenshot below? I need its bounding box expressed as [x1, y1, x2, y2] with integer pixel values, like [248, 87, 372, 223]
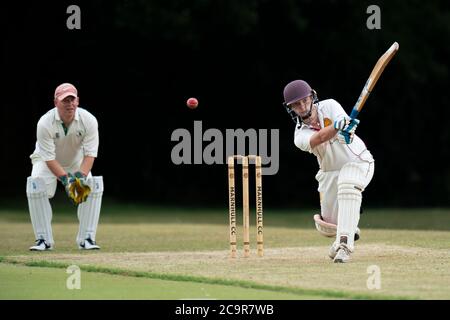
[283, 80, 314, 106]
[283, 80, 318, 124]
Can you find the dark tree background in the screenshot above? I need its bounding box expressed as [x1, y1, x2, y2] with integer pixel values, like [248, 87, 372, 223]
[2, 0, 449, 208]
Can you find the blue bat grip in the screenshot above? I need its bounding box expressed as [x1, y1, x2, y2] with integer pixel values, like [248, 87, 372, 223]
[350, 109, 359, 119]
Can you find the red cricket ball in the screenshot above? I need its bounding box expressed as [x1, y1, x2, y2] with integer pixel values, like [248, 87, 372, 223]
[186, 97, 198, 109]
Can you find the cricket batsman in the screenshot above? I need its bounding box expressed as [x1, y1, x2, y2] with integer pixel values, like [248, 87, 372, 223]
[26, 83, 103, 251]
[283, 80, 375, 263]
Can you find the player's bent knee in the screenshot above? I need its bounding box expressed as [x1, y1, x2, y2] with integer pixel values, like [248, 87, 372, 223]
[26, 177, 47, 196]
[337, 183, 362, 200]
[338, 162, 368, 188]
[89, 176, 104, 194]
[27, 176, 57, 199]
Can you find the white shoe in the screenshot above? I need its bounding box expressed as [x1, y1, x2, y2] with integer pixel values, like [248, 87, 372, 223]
[333, 243, 352, 263]
[79, 238, 100, 250]
[30, 239, 52, 251]
[329, 228, 360, 259]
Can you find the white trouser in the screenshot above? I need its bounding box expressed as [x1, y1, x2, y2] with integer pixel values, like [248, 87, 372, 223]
[316, 161, 374, 226]
[76, 176, 104, 245]
[27, 160, 99, 246]
[26, 177, 54, 245]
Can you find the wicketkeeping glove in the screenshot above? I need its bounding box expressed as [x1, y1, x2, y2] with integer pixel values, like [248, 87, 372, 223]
[69, 172, 91, 205]
[58, 174, 74, 204]
[60, 172, 91, 205]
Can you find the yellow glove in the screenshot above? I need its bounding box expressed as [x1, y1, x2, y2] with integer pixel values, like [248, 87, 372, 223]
[67, 172, 91, 205]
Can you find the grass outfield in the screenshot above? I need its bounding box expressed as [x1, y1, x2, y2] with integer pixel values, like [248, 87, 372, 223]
[0, 263, 315, 300]
[1, 205, 449, 299]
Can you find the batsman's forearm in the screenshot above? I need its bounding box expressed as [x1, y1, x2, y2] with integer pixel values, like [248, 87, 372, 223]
[46, 160, 67, 178]
[310, 126, 338, 149]
[80, 156, 95, 176]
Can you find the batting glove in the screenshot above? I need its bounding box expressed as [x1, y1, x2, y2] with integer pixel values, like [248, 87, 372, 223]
[337, 131, 355, 144]
[334, 117, 349, 130]
[334, 117, 360, 134]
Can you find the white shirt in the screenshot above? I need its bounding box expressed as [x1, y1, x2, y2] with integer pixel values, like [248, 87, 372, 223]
[294, 99, 373, 172]
[30, 107, 99, 167]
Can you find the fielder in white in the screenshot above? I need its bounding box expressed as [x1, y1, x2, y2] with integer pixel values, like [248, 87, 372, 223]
[27, 83, 104, 251]
[283, 80, 374, 263]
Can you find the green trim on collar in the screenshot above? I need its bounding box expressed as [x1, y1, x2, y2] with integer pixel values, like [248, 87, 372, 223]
[61, 123, 69, 136]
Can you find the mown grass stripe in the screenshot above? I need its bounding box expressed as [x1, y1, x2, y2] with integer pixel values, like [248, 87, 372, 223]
[0, 256, 415, 300]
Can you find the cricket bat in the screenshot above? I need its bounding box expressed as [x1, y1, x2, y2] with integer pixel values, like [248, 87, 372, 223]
[350, 42, 399, 119]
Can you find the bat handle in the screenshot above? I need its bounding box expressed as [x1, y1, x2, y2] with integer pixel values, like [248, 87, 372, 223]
[349, 108, 359, 120]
